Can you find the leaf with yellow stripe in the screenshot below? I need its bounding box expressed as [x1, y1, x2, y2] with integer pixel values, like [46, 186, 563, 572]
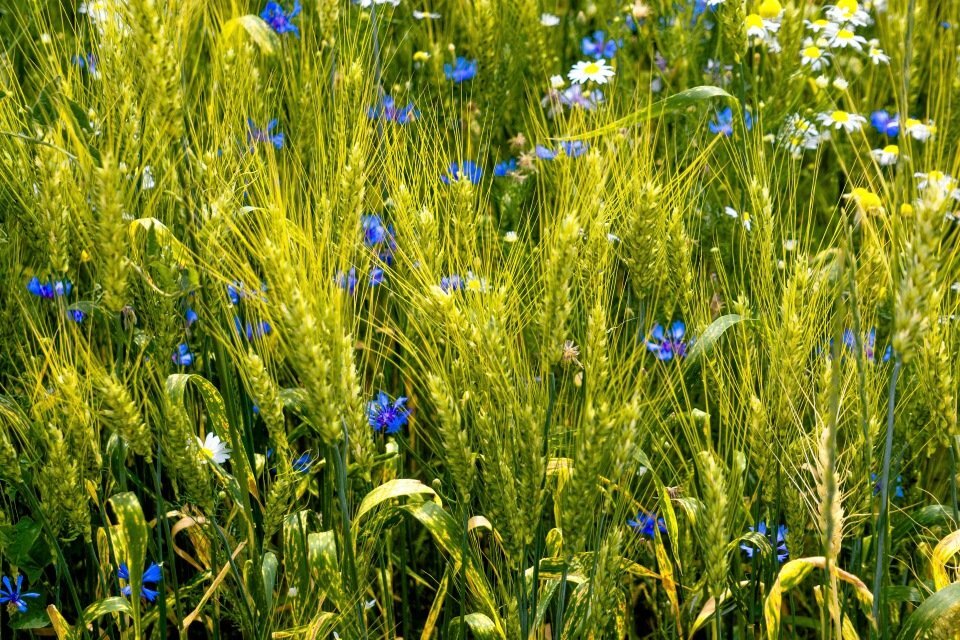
[931, 528, 960, 590]
[765, 557, 874, 640]
[107, 492, 148, 637]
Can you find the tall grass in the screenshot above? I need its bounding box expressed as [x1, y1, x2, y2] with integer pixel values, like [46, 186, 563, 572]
[1, 0, 960, 637]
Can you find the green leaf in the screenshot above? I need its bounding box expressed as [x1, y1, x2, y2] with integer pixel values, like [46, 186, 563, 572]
[686, 314, 744, 364]
[261, 552, 278, 611]
[400, 501, 504, 636]
[129, 218, 193, 267]
[2, 517, 42, 566]
[66, 597, 132, 639]
[107, 492, 148, 637]
[9, 606, 51, 630]
[353, 479, 439, 526]
[449, 612, 502, 639]
[308, 530, 346, 610]
[558, 86, 733, 141]
[897, 583, 960, 640]
[222, 15, 281, 56]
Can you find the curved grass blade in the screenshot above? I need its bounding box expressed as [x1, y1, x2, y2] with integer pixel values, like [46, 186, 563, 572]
[557, 86, 733, 142]
[896, 582, 960, 640]
[686, 314, 744, 364]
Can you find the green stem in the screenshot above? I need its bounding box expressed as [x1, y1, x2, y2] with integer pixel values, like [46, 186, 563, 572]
[872, 358, 902, 634]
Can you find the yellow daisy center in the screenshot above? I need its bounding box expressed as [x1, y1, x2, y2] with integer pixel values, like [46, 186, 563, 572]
[836, 0, 858, 15]
[883, 145, 899, 154]
[745, 14, 764, 29]
[803, 46, 822, 59]
[837, 29, 854, 40]
[758, 0, 782, 19]
[583, 62, 601, 75]
[831, 110, 850, 123]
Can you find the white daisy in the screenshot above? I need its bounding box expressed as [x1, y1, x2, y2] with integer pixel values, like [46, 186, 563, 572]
[828, 29, 868, 51]
[412, 10, 441, 19]
[868, 41, 889, 64]
[550, 74, 565, 89]
[870, 144, 899, 166]
[904, 118, 935, 142]
[825, 0, 872, 27]
[832, 77, 848, 90]
[915, 171, 959, 197]
[197, 432, 231, 464]
[723, 206, 752, 231]
[805, 19, 840, 39]
[540, 13, 560, 26]
[800, 41, 831, 71]
[745, 13, 781, 38]
[817, 110, 866, 132]
[568, 59, 615, 85]
[464, 271, 488, 293]
[780, 114, 821, 156]
[503, 231, 519, 243]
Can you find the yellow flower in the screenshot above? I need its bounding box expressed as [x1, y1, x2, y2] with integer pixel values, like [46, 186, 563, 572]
[758, 0, 782, 19]
[850, 187, 882, 210]
[836, 0, 859, 14]
[413, 51, 430, 62]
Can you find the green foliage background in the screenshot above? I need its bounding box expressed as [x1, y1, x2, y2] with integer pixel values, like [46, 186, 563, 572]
[1, 0, 960, 637]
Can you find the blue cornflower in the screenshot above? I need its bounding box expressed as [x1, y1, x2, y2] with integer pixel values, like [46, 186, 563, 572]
[370, 267, 385, 286]
[535, 145, 558, 160]
[581, 31, 620, 59]
[337, 268, 358, 294]
[247, 118, 285, 150]
[68, 309, 86, 323]
[185, 308, 199, 327]
[234, 317, 272, 340]
[870, 110, 899, 137]
[494, 158, 517, 177]
[72, 53, 99, 78]
[292, 452, 314, 473]
[645, 321, 689, 361]
[558, 84, 604, 110]
[367, 391, 410, 434]
[27, 277, 72, 299]
[227, 281, 267, 305]
[440, 275, 464, 292]
[0, 574, 40, 613]
[118, 562, 162, 603]
[260, 1, 301, 37]
[444, 57, 478, 83]
[172, 343, 194, 367]
[872, 473, 905, 499]
[842, 328, 891, 363]
[560, 140, 588, 158]
[441, 161, 482, 185]
[361, 214, 393, 248]
[741, 522, 789, 562]
[709, 107, 752, 137]
[367, 95, 419, 124]
[627, 512, 667, 538]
